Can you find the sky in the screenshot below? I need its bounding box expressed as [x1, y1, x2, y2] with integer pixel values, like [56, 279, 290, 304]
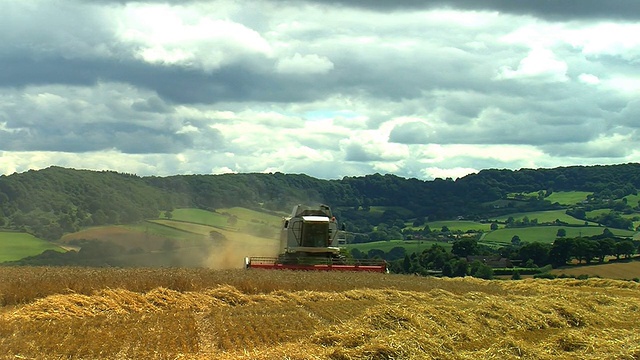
[1, 0, 640, 180]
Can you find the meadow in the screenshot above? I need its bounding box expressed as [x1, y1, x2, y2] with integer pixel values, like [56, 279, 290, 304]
[481, 226, 636, 246]
[0, 232, 64, 263]
[543, 191, 592, 205]
[347, 239, 452, 254]
[491, 209, 592, 225]
[1, 267, 639, 359]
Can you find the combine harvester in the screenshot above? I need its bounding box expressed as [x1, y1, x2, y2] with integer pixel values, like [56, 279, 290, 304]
[245, 204, 387, 272]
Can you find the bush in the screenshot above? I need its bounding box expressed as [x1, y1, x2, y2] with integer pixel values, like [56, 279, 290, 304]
[511, 270, 521, 280]
[533, 273, 557, 279]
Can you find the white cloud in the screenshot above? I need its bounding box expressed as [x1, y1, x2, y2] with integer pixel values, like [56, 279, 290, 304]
[578, 73, 600, 85]
[2, 1, 640, 180]
[497, 48, 568, 82]
[275, 53, 334, 74]
[115, 4, 272, 71]
[564, 22, 640, 60]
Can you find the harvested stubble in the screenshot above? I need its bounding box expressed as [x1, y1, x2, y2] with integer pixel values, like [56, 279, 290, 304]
[1, 268, 639, 359]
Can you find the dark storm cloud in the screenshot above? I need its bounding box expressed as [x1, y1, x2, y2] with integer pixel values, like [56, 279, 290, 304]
[388, 122, 430, 144]
[290, 0, 640, 21]
[0, 122, 196, 154]
[344, 143, 383, 162]
[89, 0, 640, 20]
[84, 0, 640, 20]
[0, 53, 324, 105]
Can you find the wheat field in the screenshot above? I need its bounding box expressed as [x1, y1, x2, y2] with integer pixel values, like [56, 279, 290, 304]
[1, 267, 639, 359]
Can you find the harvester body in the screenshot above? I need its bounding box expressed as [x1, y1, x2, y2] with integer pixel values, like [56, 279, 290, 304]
[245, 204, 386, 272]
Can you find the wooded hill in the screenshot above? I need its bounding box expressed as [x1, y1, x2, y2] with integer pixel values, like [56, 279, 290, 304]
[1, 163, 640, 242]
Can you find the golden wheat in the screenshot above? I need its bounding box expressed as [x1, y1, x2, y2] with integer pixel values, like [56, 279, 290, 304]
[1, 267, 639, 359]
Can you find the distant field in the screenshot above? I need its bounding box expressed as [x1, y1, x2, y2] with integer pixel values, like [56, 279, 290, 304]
[168, 207, 282, 235]
[552, 260, 640, 280]
[493, 209, 589, 225]
[150, 220, 222, 236]
[482, 226, 636, 245]
[624, 194, 640, 206]
[0, 232, 64, 263]
[423, 220, 493, 232]
[545, 191, 592, 205]
[347, 239, 451, 254]
[167, 208, 229, 227]
[586, 209, 640, 231]
[586, 209, 610, 218]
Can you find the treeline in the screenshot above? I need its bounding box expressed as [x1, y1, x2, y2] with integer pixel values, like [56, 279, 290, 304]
[2, 163, 640, 241]
[353, 229, 639, 278]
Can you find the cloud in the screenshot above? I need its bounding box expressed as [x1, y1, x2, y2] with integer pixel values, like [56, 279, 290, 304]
[496, 48, 568, 82]
[388, 122, 432, 144]
[115, 4, 273, 72]
[283, 0, 640, 21]
[1, 0, 640, 180]
[275, 53, 334, 74]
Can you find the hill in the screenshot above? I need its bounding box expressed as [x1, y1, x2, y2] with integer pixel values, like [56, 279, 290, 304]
[2, 163, 640, 270]
[2, 163, 640, 239]
[1, 267, 639, 359]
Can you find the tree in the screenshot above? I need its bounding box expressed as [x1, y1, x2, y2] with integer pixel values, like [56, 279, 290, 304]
[470, 260, 494, 280]
[452, 238, 478, 258]
[518, 242, 550, 267]
[402, 254, 411, 273]
[615, 240, 636, 259]
[511, 270, 522, 280]
[597, 238, 616, 263]
[556, 228, 566, 238]
[452, 259, 469, 277]
[92, 210, 108, 226]
[420, 244, 451, 270]
[511, 235, 521, 246]
[443, 258, 469, 277]
[572, 238, 599, 264]
[490, 222, 498, 231]
[549, 237, 575, 267]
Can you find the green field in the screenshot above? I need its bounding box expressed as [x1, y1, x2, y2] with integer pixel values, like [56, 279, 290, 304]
[545, 191, 592, 205]
[481, 226, 636, 246]
[423, 220, 493, 232]
[493, 209, 590, 225]
[624, 194, 640, 206]
[167, 208, 230, 227]
[346, 239, 451, 254]
[169, 207, 282, 231]
[0, 232, 65, 263]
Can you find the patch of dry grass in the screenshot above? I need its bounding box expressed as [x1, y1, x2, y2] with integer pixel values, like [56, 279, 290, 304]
[1, 267, 639, 359]
[551, 260, 640, 280]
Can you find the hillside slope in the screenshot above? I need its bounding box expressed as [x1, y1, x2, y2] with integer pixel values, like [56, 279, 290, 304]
[1, 268, 639, 359]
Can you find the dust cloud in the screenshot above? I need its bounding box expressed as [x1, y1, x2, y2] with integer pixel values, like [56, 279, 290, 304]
[204, 232, 281, 270]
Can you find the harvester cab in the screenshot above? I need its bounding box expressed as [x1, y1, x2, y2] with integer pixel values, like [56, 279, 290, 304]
[245, 204, 387, 272]
[281, 204, 341, 257]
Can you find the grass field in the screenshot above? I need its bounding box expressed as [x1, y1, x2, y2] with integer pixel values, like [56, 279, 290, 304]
[424, 220, 493, 232]
[0, 232, 64, 262]
[168, 208, 230, 227]
[1, 267, 639, 359]
[170, 207, 283, 229]
[492, 209, 590, 225]
[347, 239, 452, 254]
[481, 226, 636, 246]
[545, 191, 592, 205]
